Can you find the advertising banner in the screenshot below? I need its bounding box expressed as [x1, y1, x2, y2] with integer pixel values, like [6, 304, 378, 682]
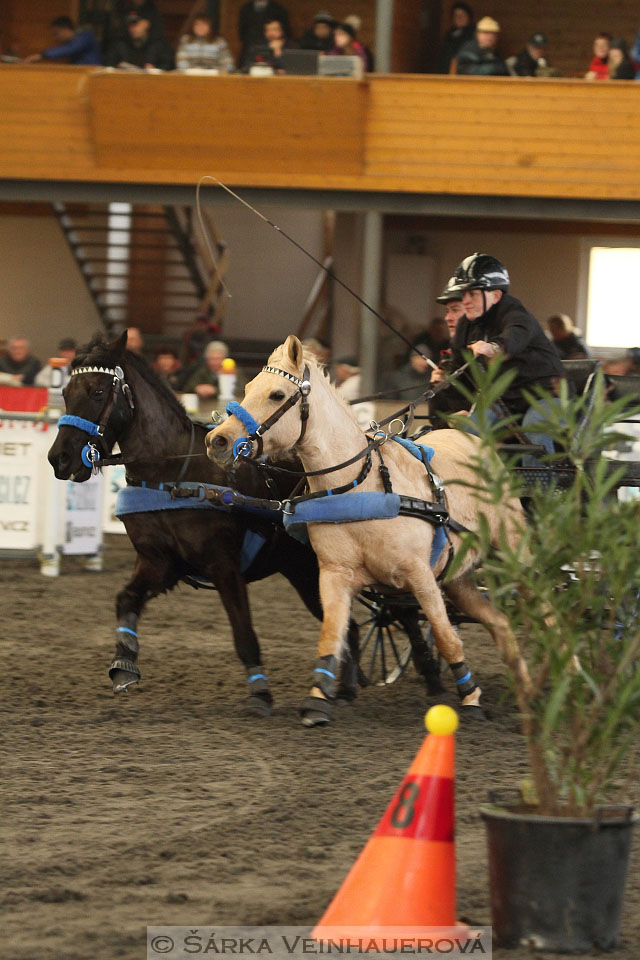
[0, 419, 49, 550]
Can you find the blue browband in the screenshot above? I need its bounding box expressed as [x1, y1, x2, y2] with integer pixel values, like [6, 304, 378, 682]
[58, 414, 101, 436]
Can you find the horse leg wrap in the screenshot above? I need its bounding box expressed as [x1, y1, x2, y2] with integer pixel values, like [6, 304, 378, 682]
[311, 655, 339, 700]
[246, 666, 270, 696]
[109, 614, 141, 690]
[299, 655, 339, 724]
[450, 660, 478, 700]
[114, 613, 139, 658]
[245, 665, 273, 715]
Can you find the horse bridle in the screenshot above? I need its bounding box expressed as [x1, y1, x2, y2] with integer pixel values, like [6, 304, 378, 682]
[224, 364, 311, 460]
[57, 364, 135, 471]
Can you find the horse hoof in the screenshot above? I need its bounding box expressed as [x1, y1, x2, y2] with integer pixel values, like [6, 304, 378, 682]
[111, 669, 140, 694]
[245, 694, 273, 717]
[425, 678, 446, 696]
[461, 704, 487, 721]
[335, 687, 357, 706]
[109, 658, 140, 694]
[300, 696, 333, 727]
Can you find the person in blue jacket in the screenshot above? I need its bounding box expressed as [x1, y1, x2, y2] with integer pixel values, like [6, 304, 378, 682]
[24, 16, 102, 65]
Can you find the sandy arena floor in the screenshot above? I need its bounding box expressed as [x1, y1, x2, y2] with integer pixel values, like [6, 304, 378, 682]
[2, 535, 638, 960]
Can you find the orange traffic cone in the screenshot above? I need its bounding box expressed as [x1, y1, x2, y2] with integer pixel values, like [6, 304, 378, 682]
[312, 705, 467, 945]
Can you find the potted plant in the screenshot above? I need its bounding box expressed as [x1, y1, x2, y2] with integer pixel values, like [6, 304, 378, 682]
[445, 362, 640, 952]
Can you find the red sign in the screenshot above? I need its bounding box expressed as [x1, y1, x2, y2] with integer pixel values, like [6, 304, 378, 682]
[0, 386, 48, 413]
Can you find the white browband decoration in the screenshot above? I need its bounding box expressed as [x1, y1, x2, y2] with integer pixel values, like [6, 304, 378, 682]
[262, 365, 305, 387]
[71, 365, 123, 378]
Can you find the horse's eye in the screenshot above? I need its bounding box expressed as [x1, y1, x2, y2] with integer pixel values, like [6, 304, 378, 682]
[269, 390, 285, 402]
[91, 389, 105, 400]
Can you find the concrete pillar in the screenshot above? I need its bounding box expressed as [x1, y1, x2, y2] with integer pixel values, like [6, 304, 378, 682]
[360, 211, 383, 394]
[375, 0, 394, 73]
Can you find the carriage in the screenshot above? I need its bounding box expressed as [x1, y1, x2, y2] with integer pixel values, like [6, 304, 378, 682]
[354, 357, 640, 687]
[49, 337, 640, 721]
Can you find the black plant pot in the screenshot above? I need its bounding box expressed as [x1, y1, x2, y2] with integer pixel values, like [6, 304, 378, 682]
[481, 795, 637, 953]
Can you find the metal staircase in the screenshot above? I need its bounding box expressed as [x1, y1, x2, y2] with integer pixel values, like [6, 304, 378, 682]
[52, 202, 228, 338]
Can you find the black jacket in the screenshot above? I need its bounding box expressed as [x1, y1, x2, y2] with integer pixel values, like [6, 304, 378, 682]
[437, 24, 475, 73]
[450, 294, 565, 412]
[238, 0, 290, 67]
[456, 38, 508, 76]
[512, 48, 540, 76]
[105, 34, 175, 70]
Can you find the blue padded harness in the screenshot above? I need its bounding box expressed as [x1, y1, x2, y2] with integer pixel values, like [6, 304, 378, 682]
[283, 491, 446, 568]
[391, 435, 435, 464]
[114, 484, 268, 573]
[115, 483, 280, 521]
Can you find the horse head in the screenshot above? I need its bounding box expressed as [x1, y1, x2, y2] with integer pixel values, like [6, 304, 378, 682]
[48, 331, 135, 481]
[206, 334, 315, 466]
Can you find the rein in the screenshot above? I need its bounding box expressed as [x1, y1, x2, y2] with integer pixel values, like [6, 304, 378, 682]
[228, 362, 472, 481]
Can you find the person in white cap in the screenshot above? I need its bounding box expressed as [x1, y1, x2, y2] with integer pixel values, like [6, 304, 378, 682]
[456, 15, 508, 75]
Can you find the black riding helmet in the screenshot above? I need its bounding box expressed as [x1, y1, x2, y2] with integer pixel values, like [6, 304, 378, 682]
[452, 252, 510, 293]
[436, 276, 464, 303]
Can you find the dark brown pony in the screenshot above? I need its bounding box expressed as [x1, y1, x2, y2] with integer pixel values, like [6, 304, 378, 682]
[48, 332, 359, 714]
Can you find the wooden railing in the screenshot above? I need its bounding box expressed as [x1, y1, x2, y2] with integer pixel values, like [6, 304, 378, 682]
[3, 64, 640, 200]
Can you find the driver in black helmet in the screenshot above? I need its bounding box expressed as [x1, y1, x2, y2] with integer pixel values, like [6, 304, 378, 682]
[431, 253, 564, 451]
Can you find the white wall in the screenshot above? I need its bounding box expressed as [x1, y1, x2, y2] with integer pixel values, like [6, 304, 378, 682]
[0, 215, 102, 361]
[205, 206, 325, 342]
[385, 224, 582, 334]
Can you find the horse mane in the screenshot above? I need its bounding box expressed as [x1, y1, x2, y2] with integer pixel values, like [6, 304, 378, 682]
[267, 341, 360, 424]
[73, 335, 193, 427]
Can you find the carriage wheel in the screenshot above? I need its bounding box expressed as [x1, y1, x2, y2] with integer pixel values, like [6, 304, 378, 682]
[353, 591, 437, 686]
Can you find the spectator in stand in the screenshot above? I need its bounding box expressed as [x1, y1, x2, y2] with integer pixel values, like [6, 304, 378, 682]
[585, 33, 611, 80]
[384, 344, 434, 398]
[547, 314, 591, 360]
[125, 327, 145, 355]
[328, 22, 369, 73]
[181, 311, 221, 368]
[176, 14, 235, 72]
[334, 355, 361, 401]
[412, 317, 450, 359]
[102, 0, 166, 50]
[262, 18, 294, 71]
[105, 12, 175, 70]
[35, 337, 77, 387]
[180, 340, 229, 400]
[238, 0, 290, 69]
[507, 32, 555, 77]
[603, 348, 640, 376]
[456, 16, 508, 75]
[607, 38, 635, 80]
[153, 346, 183, 391]
[0, 337, 41, 386]
[24, 16, 102, 65]
[343, 15, 374, 72]
[436, 2, 475, 74]
[631, 27, 640, 80]
[299, 11, 336, 53]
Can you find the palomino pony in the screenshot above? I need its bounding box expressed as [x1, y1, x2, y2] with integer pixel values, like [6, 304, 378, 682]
[207, 335, 527, 726]
[48, 332, 359, 713]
